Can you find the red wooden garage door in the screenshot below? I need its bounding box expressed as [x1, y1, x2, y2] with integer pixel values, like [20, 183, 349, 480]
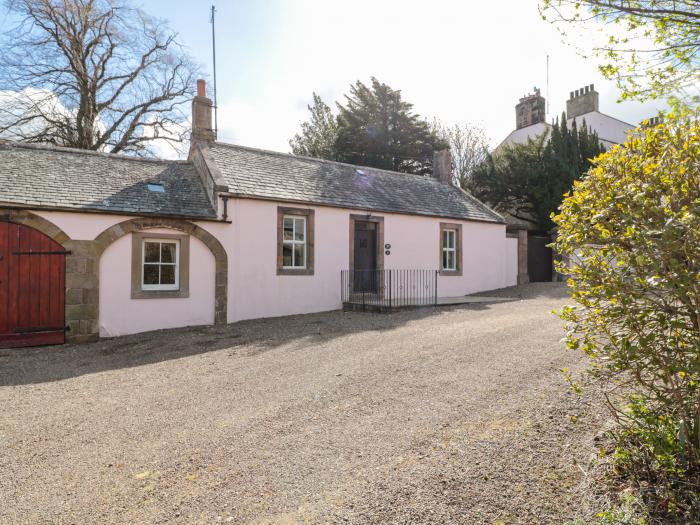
[0, 221, 66, 348]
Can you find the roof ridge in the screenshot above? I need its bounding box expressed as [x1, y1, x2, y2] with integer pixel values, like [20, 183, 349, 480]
[211, 140, 439, 182]
[0, 139, 190, 165]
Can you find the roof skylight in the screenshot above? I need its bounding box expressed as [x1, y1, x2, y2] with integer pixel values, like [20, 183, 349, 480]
[147, 183, 165, 193]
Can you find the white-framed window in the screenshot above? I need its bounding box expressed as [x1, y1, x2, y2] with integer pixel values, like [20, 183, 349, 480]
[282, 215, 307, 269]
[442, 229, 456, 271]
[142, 238, 180, 291]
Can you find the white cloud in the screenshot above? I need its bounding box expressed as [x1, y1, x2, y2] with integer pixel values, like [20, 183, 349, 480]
[0, 88, 72, 142]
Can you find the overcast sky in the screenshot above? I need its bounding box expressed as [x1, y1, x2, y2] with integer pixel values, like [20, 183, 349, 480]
[5, 0, 669, 155]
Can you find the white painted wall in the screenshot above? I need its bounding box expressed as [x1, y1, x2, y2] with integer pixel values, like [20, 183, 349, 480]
[570, 112, 633, 148]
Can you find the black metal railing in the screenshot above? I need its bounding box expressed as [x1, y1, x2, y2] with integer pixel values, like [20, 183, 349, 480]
[341, 269, 439, 311]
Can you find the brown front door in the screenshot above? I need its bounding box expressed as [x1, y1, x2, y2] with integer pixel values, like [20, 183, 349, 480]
[353, 221, 378, 293]
[0, 222, 66, 348]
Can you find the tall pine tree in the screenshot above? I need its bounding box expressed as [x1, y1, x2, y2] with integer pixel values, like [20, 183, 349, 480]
[289, 93, 339, 160]
[333, 78, 446, 175]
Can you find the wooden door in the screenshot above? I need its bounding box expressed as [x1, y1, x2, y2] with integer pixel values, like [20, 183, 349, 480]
[0, 222, 66, 348]
[527, 235, 553, 282]
[353, 221, 378, 293]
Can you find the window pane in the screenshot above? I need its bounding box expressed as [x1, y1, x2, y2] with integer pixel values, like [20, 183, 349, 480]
[143, 264, 159, 284]
[144, 242, 160, 263]
[161, 243, 177, 263]
[282, 244, 293, 266]
[160, 265, 176, 285]
[443, 230, 455, 249]
[294, 218, 305, 241]
[442, 250, 448, 270]
[447, 251, 455, 270]
[294, 243, 305, 268]
[283, 217, 294, 241]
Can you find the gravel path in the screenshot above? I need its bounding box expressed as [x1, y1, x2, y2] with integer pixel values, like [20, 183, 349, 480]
[0, 283, 604, 524]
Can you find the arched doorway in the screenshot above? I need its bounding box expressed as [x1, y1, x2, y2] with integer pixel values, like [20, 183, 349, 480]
[0, 221, 68, 347]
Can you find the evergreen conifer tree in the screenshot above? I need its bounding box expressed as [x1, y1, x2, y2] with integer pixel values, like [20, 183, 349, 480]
[333, 78, 446, 175]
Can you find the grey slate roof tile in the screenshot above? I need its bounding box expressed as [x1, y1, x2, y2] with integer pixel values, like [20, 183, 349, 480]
[208, 143, 503, 223]
[0, 141, 216, 219]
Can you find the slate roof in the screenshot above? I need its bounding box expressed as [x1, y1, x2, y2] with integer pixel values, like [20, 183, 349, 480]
[0, 141, 217, 219]
[207, 143, 503, 223]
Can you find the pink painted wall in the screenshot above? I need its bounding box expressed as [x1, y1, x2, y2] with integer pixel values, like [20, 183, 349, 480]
[33, 202, 515, 335]
[98, 228, 215, 337]
[223, 199, 514, 322]
[35, 211, 219, 337]
[36, 210, 135, 240]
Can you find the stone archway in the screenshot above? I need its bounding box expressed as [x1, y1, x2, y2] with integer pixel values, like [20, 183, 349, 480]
[0, 209, 71, 245]
[0, 209, 99, 344]
[94, 217, 228, 326]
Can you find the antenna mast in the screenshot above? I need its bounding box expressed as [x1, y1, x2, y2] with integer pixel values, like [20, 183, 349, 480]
[210, 5, 218, 136]
[546, 54, 550, 117]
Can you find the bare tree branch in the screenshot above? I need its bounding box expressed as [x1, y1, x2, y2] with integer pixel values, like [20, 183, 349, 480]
[0, 0, 201, 155]
[431, 120, 490, 190]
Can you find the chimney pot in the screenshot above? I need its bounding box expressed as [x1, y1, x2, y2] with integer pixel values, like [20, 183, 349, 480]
[590, 83, 594, 91]
[197, 79, 206, 97]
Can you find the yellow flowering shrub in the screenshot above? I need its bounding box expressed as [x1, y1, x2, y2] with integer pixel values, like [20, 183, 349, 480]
[553, 116, 699, 522]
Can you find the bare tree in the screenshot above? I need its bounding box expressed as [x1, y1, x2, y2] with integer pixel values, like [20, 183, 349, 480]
[540, 1, 699, 104]
[431, 120, 490, 189]
[0, 0, 201, 155]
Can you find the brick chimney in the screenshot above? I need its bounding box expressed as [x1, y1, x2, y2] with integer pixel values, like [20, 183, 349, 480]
[192, 79, 216, 142]
[515, 88, 545, 129]
[433, 149, 452, 185]
[566, 84, 599, 119]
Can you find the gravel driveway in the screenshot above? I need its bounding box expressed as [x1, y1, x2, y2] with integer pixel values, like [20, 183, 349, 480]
[0, 283, 604, 524]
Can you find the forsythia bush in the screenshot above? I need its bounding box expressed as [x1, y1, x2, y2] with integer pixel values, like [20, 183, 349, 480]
[553, 116, 700, 522]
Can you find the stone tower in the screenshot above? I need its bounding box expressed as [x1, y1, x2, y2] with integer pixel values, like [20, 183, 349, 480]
[515, 88, 546, 129]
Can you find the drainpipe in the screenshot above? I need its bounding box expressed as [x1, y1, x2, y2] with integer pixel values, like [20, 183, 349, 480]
[220, 195, 231, 223]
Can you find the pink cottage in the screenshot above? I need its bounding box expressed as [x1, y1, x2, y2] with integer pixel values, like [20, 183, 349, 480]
[0, 81, 518, 347]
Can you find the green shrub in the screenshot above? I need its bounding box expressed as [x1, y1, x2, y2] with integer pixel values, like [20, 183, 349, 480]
[553, 115, 700, 523]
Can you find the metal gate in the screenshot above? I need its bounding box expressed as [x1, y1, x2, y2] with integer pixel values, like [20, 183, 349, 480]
[0, 222, 67, 348]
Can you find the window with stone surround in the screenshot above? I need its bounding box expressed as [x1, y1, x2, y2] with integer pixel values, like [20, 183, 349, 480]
[277, 207, 314, 275]
[131, 232, 190, 298]
[439, 222, 462, 276]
